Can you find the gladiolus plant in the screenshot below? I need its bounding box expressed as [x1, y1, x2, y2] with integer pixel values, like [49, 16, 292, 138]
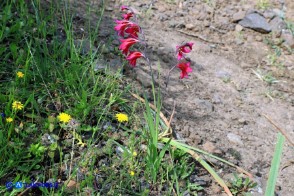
[114, 5, 193, 80]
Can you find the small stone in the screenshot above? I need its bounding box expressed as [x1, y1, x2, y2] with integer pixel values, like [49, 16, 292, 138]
[176, 23, 185, 29]
[232, 11, 246, 22]
[272, 8, 284, 18]
[135, 69, 153, 88]
[203, 20, 210, 27]
[281, 30, 294, 49]
[216, 70, 231, 78]
[212, 94, 222, 104]
[238, 118, 248, 125]
[269, 16, 287, 34]
[168, 21, 177, 28]
[263, 9, 276, 19]
[240, 62, 254, 69]
[105, 7, 113, 11]
[203, 141, 221, 154]
[189, 174, 209, 187]
[235, 24, 243, 32]
[227, 133, 243, 145]
[255, 35, 263, 42]
[211, 183, 223, 194]
[195, 99, 214, 113]
[158, 13, 168, 21]
[239, 13, 271, 33]
[197, 12, 206, 21]
[185, 23, 195, 30]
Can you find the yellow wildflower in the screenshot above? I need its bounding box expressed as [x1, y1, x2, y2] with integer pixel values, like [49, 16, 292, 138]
[129, 171, 135, 176]
[17, 71, 24, 78]
[132, 151, 137, 157]
[57, 112, 71, 123]
[12, 101, 24, 110]
[6, 117, 13, 123]
[115, 113, 128, 123]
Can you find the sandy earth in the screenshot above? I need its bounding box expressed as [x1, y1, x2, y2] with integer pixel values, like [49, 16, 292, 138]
[68, 0, 294, 195]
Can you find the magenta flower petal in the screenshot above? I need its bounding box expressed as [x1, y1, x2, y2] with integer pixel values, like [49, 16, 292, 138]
[126, 51, 144, 67]
[121, 5, 129, 11]
[177, 62, 193, 79]
[122, 12, 134, 20]
[176, 42, 194, 60]
[119, 38, 139, 55]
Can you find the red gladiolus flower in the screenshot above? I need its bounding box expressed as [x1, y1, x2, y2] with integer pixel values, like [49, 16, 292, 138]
[177, 61, 193, 79]
[121, 5, 130, 11]
[126, 51, 144, 67]
[119, 38, 139, 55]
[114, 19, 131, 37]
[123, 12, 134, 20]
[125, 23, 140, 38]
[176, 42, 194, 60]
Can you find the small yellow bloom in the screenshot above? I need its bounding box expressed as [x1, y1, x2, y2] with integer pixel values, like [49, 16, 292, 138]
[132, 151, 137, 157]
[57, 112, 71, 123]
[130, 171, 135, 176]
[12, 101, 24, 110]
[115, 113, 128, 123]
[6, 117, 13, 123]
[17, 71, 24, 78]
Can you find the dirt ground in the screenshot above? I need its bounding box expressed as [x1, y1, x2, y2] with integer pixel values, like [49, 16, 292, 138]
[69, 0, 294, 195]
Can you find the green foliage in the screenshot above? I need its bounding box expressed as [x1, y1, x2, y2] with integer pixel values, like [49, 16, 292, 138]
[257, 0, 271, 10]
[265, 133, 285, 196]
[29, 143, 46, 157]
[228, 174, 257, 195]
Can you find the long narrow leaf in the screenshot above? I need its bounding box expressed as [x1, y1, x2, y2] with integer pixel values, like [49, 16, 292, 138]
[161, 138, 233, 196]
[265, 133, 285, 196]
[170, 139, 252, 177]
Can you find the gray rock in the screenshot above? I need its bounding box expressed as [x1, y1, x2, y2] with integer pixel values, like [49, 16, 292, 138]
[195, 99, 214, 113]
[232, 11, 246, 22]
[255, 35, 263, 42]
[227, 133, 243, 145]
[135, 69, 153, 88]
[281, 30, 294, 49]
[235, 24, 243, 32]
[157, 13, 168, 21]
[263, 9, 276, 19]
[212, 94, 222, 104]
[176, 22, 185, 29]
[168, 21, 177, 28]
[216, 70, 231, 78]
[185, 23, 195, 30]
[272, 8, 284, 18]
[269, 16, 287, 34]
[239, 13, 271, 33]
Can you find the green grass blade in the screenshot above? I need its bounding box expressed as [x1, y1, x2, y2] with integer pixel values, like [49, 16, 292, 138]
[162, 138, 233, 196]
[265, 133, 285, 196]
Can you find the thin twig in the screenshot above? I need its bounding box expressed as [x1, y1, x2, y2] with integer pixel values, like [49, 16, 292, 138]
[263, 114, 294, 146]
[68, 129, 76, 178]
[176, 29, 224, 45]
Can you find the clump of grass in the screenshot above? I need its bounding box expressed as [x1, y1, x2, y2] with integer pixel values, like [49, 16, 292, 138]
[256, 0, 271, 10]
